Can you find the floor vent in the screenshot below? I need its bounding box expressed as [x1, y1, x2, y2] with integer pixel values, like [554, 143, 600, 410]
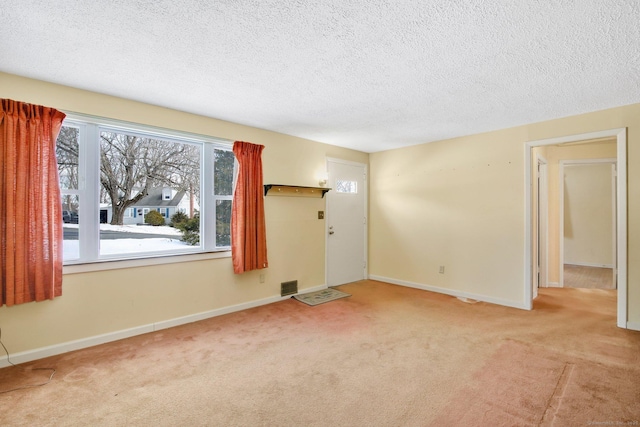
[281, 280, 298, 296]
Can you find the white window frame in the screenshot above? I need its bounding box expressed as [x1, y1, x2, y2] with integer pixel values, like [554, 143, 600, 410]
[60, 112, 235, 267]
[211, 147, 234, 248]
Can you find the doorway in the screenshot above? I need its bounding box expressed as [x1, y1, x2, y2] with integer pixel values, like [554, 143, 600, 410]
[525, 128, 627, 328]
[325, 158, 367, 287]
[560, 160, 617, 289]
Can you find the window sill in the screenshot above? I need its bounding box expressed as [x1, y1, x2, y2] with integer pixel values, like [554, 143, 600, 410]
[63, 251, 231, 275]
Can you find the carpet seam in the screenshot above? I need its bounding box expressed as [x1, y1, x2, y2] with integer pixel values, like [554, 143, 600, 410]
[538, 362, 575, 426]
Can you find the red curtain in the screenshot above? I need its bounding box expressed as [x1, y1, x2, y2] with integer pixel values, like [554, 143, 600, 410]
[231, 141, 268, 274]
[0, 99, 66, 306]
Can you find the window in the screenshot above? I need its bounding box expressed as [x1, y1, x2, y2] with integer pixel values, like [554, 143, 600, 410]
[213, 149, 234, 247]
[162, 187, 173, 201]
[56, 115, 235, 264]
[336, 180, 358, 194]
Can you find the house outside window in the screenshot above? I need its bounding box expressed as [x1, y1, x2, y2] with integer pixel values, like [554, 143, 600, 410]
[162, 187, 173, 200]
[56, 114, 235, 264]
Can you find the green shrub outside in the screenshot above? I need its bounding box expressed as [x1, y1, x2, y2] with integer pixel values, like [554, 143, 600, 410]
[169, 211, 189, 227]
[173, 211, 200, 246]
[144, 210, 166, 226]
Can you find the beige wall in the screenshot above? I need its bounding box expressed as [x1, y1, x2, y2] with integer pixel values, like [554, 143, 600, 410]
[563, 163, 614, 267]
[2, 72, 639, 359]
[369, 128, 526, 304]
[544, 141, 617, 284]
[370, 104, 640, 325]
[0, 73, 368, 355]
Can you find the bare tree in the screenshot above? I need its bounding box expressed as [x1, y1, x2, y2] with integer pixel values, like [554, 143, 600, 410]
[56, 127, 80, 214]
[56, 126, 80, 190]
[214, 149, 235, 196]
[100, 131, 200, 225]
[56, 126, 203, 225]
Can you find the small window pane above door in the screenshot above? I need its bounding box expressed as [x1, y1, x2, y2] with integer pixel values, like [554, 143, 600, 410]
[336, 180, 357, 194]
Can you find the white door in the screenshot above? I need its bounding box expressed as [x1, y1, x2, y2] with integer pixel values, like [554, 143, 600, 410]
[326, 159, 367, 287]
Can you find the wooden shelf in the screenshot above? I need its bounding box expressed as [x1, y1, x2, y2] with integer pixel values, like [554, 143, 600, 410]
[264, 184, 331, 198]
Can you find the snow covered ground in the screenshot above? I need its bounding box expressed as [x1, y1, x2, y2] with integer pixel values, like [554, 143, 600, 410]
[64, 223, 182, 236]
[63, 223, 192, 260]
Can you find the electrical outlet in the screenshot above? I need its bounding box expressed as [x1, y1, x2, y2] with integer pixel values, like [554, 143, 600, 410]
[318, 211, 324, 219]
[439, 266, 445, 274]
[259, 273, 265, 283]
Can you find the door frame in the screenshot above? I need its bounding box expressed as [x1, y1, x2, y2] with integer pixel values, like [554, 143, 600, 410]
[558, 159, 617, 288]
[525, 128, 627, 328]
[535, 153, 549, 293]
[325, 157, 368, 286]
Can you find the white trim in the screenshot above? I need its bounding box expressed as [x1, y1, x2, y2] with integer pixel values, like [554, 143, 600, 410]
[561, 158, 617, 165]
[627, 321, 640, 332]
[0, 325, 155, 369]
[63, 250, 231, 274]
[527, 129, 624, 146]
[535, 153, 549, 292]
[64, 111, 232, 147]
[59, 115, 234, 265]
[616, 130, 627, 327]
[525, 147, 533, 309]
[547, 282, 561, 288]
[611, 162, 617, 289]
[525, 128, 627, 328]
[369, 275, 529, 310]
[84, 123, 101, 260]
[325, 157, 367, 167]
[559, 161, 565, 287]
[0, 284, 327, 368]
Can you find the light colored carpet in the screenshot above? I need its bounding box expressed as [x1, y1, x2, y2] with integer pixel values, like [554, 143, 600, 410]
[0, 281, 638, 426]
[564, 264, 615, 289]
[293, 287, 351, 306]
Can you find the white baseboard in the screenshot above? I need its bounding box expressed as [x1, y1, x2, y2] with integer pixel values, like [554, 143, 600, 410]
[547, 282, 562, 288]
[368, 275, 528, 310]
[626, 321, 640, 331]
[0, 284, 327, 368]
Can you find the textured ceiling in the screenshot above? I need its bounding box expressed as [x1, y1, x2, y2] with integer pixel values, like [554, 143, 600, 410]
[1, 1, 639, 152]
